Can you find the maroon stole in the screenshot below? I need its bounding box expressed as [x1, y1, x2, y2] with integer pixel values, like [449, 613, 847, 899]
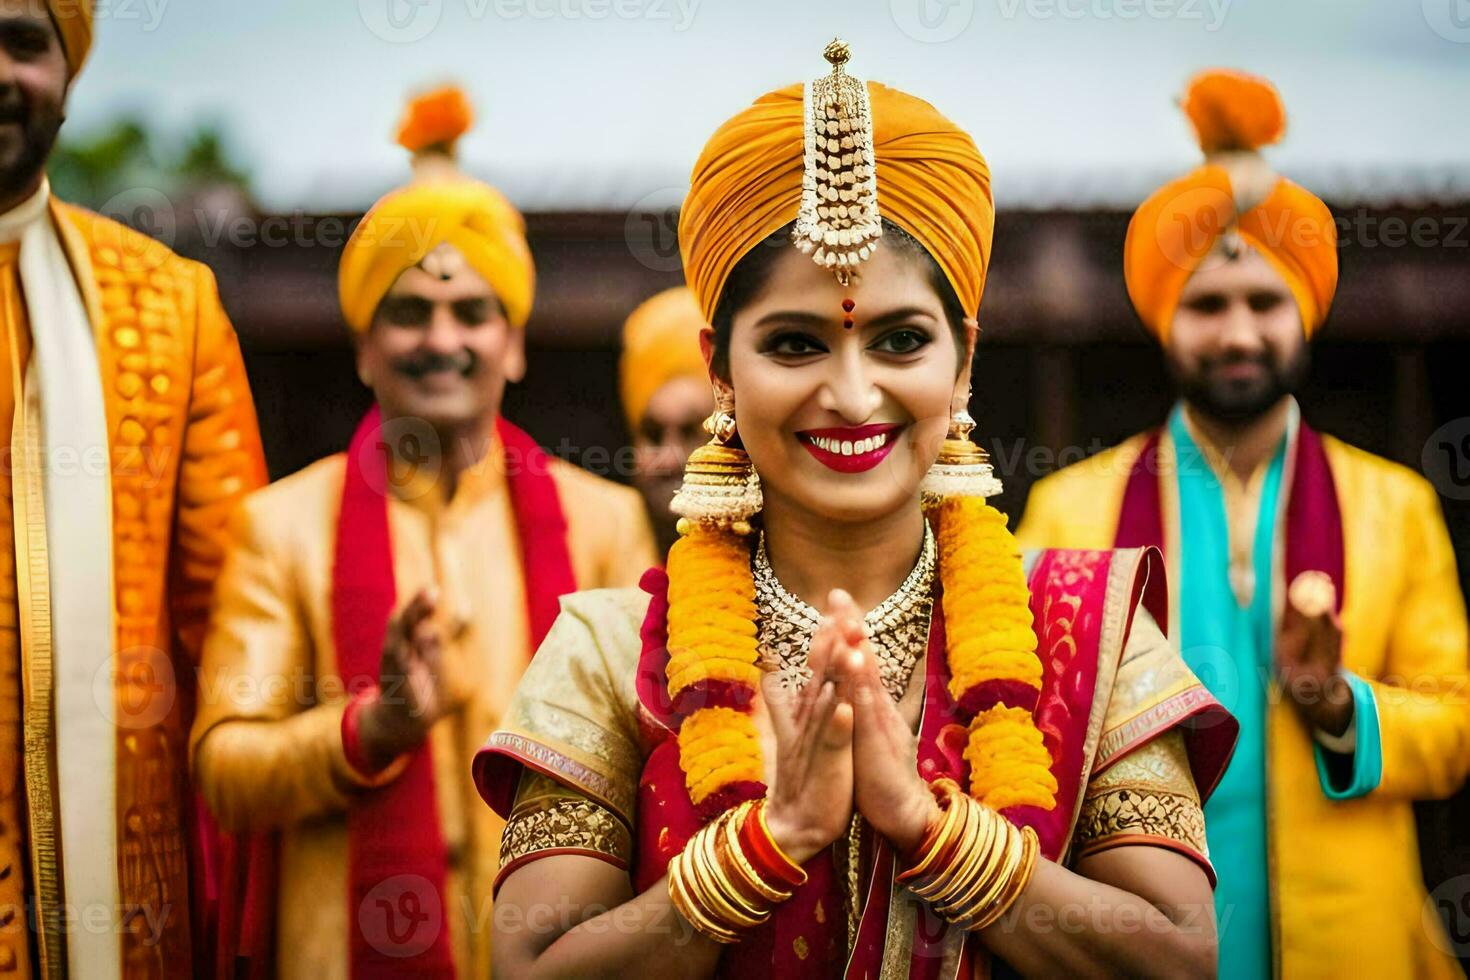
[216, 407, 576, 979]
[1114, 420, 1346, 617]
[631, 546, 1229, 977]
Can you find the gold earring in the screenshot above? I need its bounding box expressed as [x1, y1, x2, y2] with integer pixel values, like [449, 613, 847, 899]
[670, 389, 762, 535]
[920, 399, 1002, 509]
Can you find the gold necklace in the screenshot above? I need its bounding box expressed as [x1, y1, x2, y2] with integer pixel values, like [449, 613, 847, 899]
[752, 523, 936, 700]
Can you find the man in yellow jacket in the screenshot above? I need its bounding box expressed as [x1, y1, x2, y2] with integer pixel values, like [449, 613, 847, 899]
[1017, 69, 1469, 978]
[0, 4, 267, 977]
[189, 88, 655, 979]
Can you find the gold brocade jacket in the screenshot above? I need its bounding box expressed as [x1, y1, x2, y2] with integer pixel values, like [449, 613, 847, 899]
[189, 448, 656, 980]
[0, 202, 267, 978]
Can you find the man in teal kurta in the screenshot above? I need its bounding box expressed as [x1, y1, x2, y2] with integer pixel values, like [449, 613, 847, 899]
[1018, 64, 1468, 977]
[1170, 403, 1381, 977]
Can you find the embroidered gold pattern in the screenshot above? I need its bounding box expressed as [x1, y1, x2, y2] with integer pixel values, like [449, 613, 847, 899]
[499, 799, 632, 872]
[1075, 731, 1207, 858]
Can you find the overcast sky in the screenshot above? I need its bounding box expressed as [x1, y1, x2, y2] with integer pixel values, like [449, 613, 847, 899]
[65, 0, 1470, 210]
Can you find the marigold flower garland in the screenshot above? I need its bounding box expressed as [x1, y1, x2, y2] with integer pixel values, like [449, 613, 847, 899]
[667, 525, 766, 816]
[932, 497, 1058, 812]
[666, 498, 1057, 820]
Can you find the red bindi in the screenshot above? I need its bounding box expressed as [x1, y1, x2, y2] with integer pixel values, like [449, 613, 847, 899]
[841, 297, 855, 329]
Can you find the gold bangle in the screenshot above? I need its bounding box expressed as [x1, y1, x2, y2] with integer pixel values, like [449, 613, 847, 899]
[906, 779, 968, 881]
[686, 822, 767, 930]
[706, 815, 770, 925]
[668, 853, 739, 943]
[721, 804, 793, 904]
[969, 826, 1039, 932]
[923, 799, 993, 910]
[702, 816, 770, 926]
[944, 818, 1020, 921]
[912, 792, 982, 901]
[922, 797, 997, 905]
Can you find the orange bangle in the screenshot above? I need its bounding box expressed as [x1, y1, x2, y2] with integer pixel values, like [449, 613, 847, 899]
[720, 804, 793, 904]
[738, 800, 807, 888]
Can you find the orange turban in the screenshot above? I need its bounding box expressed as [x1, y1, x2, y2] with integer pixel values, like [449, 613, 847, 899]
[338, 86, 535, 333]
[47, 0, 93, 77]
[679, 78, 993, 323]
[620, 286, 709, 432]
[1124, 69, 1338, 342]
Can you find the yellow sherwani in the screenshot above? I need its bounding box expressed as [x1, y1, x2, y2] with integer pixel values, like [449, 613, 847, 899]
[1017, 427, 1470, 978]
[190, 445, 656, 980]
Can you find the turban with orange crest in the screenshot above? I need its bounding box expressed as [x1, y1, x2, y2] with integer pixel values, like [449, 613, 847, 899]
[339, 86, 535, 333]
[1124, 69, 1338, 342]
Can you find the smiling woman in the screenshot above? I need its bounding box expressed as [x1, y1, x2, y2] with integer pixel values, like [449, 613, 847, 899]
[715, 228, 961, 525]
[475, 40, 1238, 979]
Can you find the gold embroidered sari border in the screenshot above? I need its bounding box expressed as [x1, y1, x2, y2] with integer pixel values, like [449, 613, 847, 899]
[1094, 686, 1219, 773]
[485, 731, 636, 823]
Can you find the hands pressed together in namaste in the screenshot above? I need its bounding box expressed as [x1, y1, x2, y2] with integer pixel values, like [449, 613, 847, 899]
[759, 589, 941, 865]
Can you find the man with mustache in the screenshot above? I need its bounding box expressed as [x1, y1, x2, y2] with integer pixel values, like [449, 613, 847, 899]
[619, 286, 713, 555]
[190, 87, 655, 979]
[1017, 69, 1468, 978]
[0, 3, 267, 977]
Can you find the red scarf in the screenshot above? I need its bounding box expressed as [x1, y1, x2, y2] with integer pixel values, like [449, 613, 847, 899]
[216, 407, 576, 979]
[338, 407, 576, 977]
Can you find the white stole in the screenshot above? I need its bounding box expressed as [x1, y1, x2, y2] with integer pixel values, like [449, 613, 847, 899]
[0, 181, 119, 980]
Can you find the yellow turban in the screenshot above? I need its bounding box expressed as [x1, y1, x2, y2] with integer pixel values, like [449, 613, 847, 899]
[1124, 69, 1338, 343]
[620, 286, 709, 432]
[338, 86, 535, 333]
[679, 79, 994, 323]
[48, 0, 93, 77]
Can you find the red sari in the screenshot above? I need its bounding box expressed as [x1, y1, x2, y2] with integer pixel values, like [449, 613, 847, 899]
[476, 545, 1237, 977]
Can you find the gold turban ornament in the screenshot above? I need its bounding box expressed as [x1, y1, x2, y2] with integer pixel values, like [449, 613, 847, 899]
[47, 0, 94, 77]
[1124, 69, 1339, 342]
[338, 85, 535, 333]
[620, 286, 709, 433]
[678, 39, 994, 323]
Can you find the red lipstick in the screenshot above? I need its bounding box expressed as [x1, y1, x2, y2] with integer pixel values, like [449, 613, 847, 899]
[797, 423, 904, 473]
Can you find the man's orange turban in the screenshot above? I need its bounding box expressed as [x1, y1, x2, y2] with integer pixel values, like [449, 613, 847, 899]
[620, 286, 709, 433]
[679, 78, 993, 324]
[47, 0, 93, 77]
[338, 86, 535, 333]
[1124, 69, 1338, 343]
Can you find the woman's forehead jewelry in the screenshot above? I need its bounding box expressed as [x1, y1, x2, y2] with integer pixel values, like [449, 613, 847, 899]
[791, 38, 882, 288]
